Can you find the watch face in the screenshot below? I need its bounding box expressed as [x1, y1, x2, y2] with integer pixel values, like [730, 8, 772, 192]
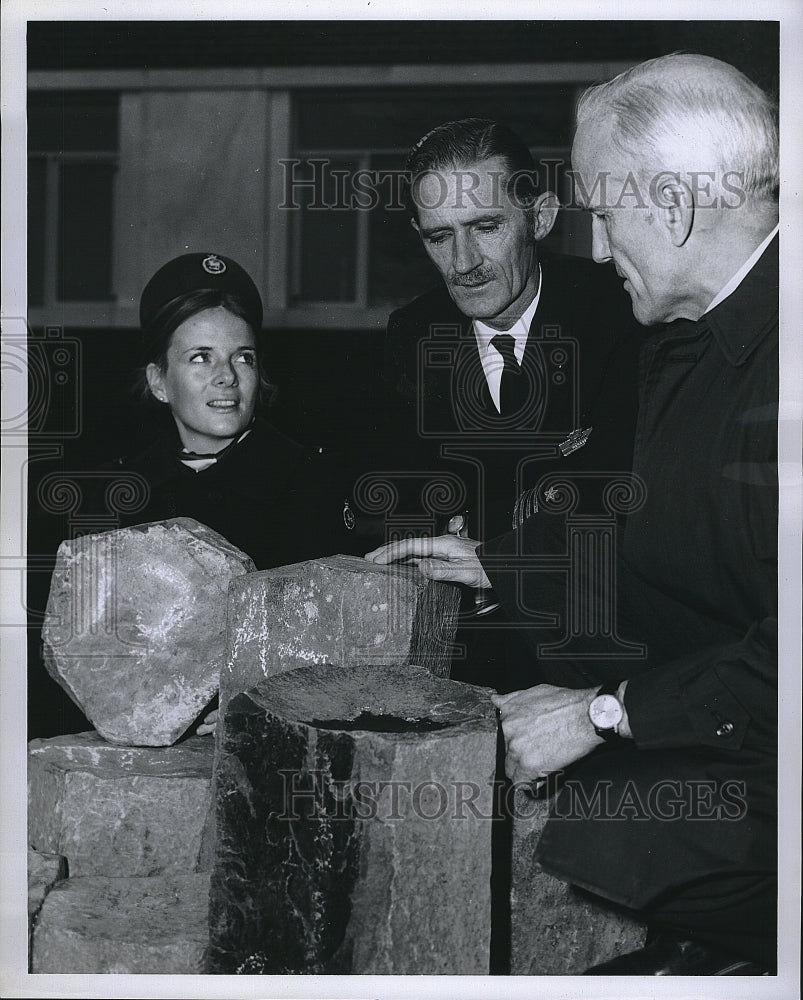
[589, 693, 623, 730]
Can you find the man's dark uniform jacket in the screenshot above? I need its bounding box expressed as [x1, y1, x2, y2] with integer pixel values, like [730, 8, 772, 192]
[381, 250, 643, 690]
[481, 236, 779, 964]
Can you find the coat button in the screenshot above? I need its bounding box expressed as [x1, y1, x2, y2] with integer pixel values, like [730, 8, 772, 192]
[716, 721, 734, 737]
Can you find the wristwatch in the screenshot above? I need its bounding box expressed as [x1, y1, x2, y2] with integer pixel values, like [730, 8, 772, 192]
[588, 681, 627, 743]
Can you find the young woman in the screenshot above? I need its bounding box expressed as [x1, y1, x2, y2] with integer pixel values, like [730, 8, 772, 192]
[113, 251, 360, 571]
[106, 252, 365, 735]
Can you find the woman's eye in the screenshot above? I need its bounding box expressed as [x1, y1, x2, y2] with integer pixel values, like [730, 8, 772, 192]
[189, 351, 210, 363]
[236, 353, 257, 366]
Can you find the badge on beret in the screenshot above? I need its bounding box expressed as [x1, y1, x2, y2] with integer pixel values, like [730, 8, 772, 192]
[202, 254, 227, 275]
[343, 500, 356, 530]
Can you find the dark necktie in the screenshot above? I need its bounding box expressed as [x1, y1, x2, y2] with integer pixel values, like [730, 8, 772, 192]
[490, 333, 527, 416]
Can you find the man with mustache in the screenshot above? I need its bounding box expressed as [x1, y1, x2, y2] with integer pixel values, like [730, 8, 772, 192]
[382, 118, 642, 690]
[370, 56, 779, 975]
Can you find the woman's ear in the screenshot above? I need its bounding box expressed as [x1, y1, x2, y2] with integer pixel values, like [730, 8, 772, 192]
[145, 362, 167, 403]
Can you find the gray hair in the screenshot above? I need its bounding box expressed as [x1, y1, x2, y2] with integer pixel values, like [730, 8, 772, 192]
[576, 53, 778, 204]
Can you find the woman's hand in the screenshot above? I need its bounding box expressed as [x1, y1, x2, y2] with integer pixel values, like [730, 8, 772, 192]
[196, 708, 218, 737]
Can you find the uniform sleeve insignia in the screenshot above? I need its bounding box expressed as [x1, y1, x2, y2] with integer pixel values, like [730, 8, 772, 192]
[559, 426, 593, 456]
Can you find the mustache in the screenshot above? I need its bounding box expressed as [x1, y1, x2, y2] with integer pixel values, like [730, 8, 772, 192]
[451, 268, 495, 288]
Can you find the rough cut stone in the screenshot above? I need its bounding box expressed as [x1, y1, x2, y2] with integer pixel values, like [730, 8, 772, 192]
[42, 517, 255, 746]
[28, 849, 68, 972]
[28, 849, 67, 918]
[201, 555, 460, 871]
[221, 554, 460, 718]
[30, 872, 211, 974]
[510, 787, 646, 974]
[28, 731, 214, 876]
[208, 662, 497, 975]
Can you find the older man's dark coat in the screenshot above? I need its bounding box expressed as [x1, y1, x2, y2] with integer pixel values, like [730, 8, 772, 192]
[481, 236, 778, 929]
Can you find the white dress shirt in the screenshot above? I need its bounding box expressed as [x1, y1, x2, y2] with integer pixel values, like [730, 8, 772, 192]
[473, 266, 542, 413]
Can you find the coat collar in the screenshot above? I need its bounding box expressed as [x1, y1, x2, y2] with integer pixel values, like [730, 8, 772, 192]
[700, 233, 778, 367]
[124, 417, 303, 498]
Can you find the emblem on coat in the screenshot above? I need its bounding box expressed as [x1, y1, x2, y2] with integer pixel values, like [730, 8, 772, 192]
[202, 254, 227, 275]
[343, 500, 356, 530]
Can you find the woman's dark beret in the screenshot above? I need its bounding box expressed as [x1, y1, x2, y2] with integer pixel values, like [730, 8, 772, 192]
[139, 252, 263, 332]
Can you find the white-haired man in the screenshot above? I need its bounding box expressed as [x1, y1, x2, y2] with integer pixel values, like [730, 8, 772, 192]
[367, 53, 778, 975]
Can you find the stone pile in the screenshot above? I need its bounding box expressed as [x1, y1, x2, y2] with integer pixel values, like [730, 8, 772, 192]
[29, 517, 247, 973]
[29, 531, 470, 974]
[29, 518, 644, 975]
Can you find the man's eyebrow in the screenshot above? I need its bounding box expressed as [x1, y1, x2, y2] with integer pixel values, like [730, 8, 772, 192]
[418, 224, 451, 238]
[469, 213, 507, 224]
[420, 213, 506, 237]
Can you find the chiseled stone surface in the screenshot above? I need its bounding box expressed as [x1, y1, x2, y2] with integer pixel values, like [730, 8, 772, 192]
[510, 787, 646, 974]
[31, 872, 211, 974]
[28, 731, 214, 876]
[221, 554, 460, 717]
[208, 662, 497, 975]
[28, 849, 67, 918]
[28, 849, 68, 972]
[202, 554, 460, 871]
[42, 518, 255, 746]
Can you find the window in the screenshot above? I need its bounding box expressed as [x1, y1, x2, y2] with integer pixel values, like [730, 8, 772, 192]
[290, 86, 579, 309]
[28, 91, 119, 307]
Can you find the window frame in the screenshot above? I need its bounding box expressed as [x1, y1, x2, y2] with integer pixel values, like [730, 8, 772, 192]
[27, 62, 633, 330]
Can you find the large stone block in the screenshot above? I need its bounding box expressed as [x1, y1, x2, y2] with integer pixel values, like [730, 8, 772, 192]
[510, 787, 646, 974]
[42, 517, 255, 746]
[31, 872, 211, 974]
[208, 662, 497, 975]
[28, 731, 214, 876]
[221, 554, 460, 717]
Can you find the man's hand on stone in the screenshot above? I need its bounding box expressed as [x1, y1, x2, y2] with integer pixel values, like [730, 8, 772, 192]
[364, 534, 492, 589]
[196, 708, 218, 737]
[491, 684, 603, 783]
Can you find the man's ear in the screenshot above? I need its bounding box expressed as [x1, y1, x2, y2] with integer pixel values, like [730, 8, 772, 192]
[410, 216, 420, 236]
[530, 191, 560, 241]
[655, 178, 694, 247]
[146, 362, 167, 403]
